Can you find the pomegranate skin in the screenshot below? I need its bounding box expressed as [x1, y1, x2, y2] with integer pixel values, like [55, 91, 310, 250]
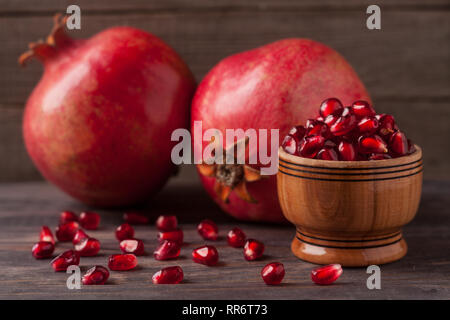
[192, 39, 370, 222]
[22, 18, 196, 207]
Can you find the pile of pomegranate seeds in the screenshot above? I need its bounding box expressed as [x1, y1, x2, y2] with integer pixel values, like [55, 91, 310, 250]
[282, 98, 416, 160]
[197, 219, 219, 240]
[311, 264, 343, 285]
[261, 262, 285, 285]
[32, 212, 346, 286]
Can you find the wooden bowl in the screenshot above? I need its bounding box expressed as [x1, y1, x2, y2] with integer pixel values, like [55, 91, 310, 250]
[277, 146, 423, 266]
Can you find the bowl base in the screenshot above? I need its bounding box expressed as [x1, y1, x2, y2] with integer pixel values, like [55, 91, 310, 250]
[291, 229, 407, 267]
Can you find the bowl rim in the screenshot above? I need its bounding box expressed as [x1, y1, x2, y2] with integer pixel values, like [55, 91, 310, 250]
[278, 145, 422, 169]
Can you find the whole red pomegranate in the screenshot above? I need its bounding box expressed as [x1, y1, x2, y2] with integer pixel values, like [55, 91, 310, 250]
[20, 15, 195, 207]
[192, 39, 370, 223]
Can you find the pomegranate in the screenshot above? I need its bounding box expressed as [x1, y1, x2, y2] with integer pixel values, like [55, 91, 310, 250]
[108, 254, 138, 271]
[197, 219, 218, 241]
[82, 266, 110, 285]
[20, 14, 195, 207]
[243, 239, 265, 261]
[155, 215, 178, 231]
[120, 239, 145, 256]
[158, 229, 184, 244]
[79, 212, 100, 230]
[74, 237, 101, 257]
[192, 38, 370, 222]
[311, 264, 343, 285]
[227, 227, 246, 248]
[72, 229, 89, 245]
[59, 211, 78, 224]
[154, 240, 181, 260]
[261, 262, 285, 285]
[51, 250, 80, 271]
[192, 245, 219, 266]
[152, 266, 184, 284]
[55, 221, 79, 242]
[115, 223, 134, 241]
[32, 241, 55, 259]
[39, 226, 55, 244]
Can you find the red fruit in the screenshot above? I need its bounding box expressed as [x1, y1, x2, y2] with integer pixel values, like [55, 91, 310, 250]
[227, 227, 246, 248]
[39, 226, 55, 244]
[317, 148, 338, 160]
[120, 239, 145, 256]
[389, 131, 408, 156]
[192, 39, 371, 223]
[243, 239, 265, 261]
[192, 245, 219, 266]
[72, 229, 89, 245]
[319, 98, 343, 118]
[123, 212, 149, 225]
[324, 114, 339, 127]
[299, 135, 325, 158]
[288, 125, 306, 141]
[74, 237, 100, 257]
[359, 135, 388, 154]
[306, 120, 330, 138]
[51, 250, 80, 271]
[369, 153, 392, 160]
[79, 212, 100, 230]
[330, 107, 357, 136]
[158, 229, 184, 244]
[55, 221, 79, 242]
[21, 15, 196, 207]
[156, 215, 178, 231]
[378, 114, 398, 138]
[154, 240, 181, 260]
[152, 266, 184, 284]
[197, 219, 218, 241]
[282, 135, 298, 155]
[311, 264, 343, 285]
[82, 266, 110, 285]
[115, 223, 134, 241]
[352, 100, 376, 118]
[59, 211, 78, 224]
[357, 116, 379, 134]
[261, 262, 285, 285]
[338, 141, 357, 161]
[32, 241, 54, 259]
[108, 254, 138, 271]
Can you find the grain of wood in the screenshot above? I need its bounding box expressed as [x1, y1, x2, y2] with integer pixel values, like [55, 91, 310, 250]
[0, 180, 448, 299]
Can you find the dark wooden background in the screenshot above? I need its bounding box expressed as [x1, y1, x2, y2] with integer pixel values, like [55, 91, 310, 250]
[0, 0, 449, 182]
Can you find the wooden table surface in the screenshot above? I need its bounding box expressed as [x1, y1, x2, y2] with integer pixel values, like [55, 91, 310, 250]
[0, 179, 449, 300]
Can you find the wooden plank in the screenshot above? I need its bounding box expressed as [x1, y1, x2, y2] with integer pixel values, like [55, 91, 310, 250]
[1, 99, 448, 181]
[1, 11, 449, 106]
[0, 180, 448, 299]
[1, 0, 448, 14]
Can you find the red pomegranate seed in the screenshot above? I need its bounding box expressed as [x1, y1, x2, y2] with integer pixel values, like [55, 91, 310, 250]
[79, 211, 100, 230]
[352, 100, 375, 118]
[299, 135, 325, 158]
[39, 225, 55, 244]
[357, 116, 379, 134]
[156, 215, 178, 231]
[51, 250, 80, 272]
[338, 141, 357, 161]
[152, 266, 184, 284]
[288, 125, 306, 141]
[158, 229, 184, 244]
[319, 98, 343, 118]
[197, 219, 219, 241]
[59, 211, 78, 224]
[359, 135, 388, 154]
[32, 241, 54, 259]
[307, 120, 331, 138]
[154, 240, 181, 260]
[82, 266, 110, 285]
[108, 254, 138, 271]
[324, 140, 337, 148]
[123, 212, 149, 225]
[115, 223, 135, 241]
[72, 229, 89, 245]
[324, 114, 339, 127]
[311, 264, 343, 285]
[330, 107, 357, 136]
[378, 114, 398, 138]
[227, 227, 246, 248]
[317, 147, 338, 160]
[243, 239, 264, 261]
[369, 153, 392, 160]
[282, 135, 298, 155]
[389, 131, 408, 156]
[74, 237, 100, 257]
[55, 221, 79, 242]
[192, 245, 219, 266]
[120, 239, 145, 256]
[261, 262, 285, 285]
